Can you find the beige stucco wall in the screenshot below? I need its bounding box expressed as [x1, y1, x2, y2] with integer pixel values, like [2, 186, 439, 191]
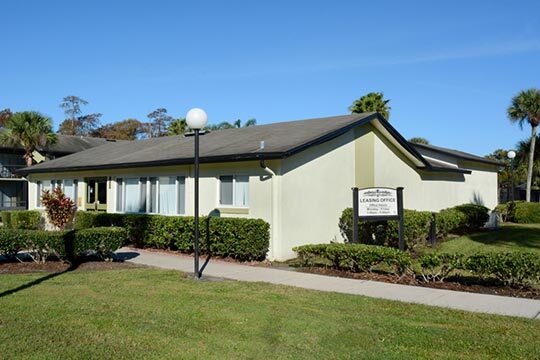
[372, 129, 499, 211]
[278, 131, 356, 260]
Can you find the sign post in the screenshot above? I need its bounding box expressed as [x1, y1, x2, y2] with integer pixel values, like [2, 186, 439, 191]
[352, 187, 405, 250]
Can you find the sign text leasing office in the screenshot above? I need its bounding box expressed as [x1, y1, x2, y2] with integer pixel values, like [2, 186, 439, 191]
[351, 187, 405, 250]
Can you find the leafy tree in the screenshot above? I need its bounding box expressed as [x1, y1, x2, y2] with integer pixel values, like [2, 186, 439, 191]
[147, 108, 173, 137]
[58, 96, 102, 136]
[409, 137, 430, 145]
[207, 118, 257, 131]
[349, 92, 391, 120]
[0, 111, 57, 166]
[91, 118, 144, 140]
[168, 118, 188, 136]
[507, 88, 540, 201]
[0, 108, 12, 127]
[515, 136, 540, 189]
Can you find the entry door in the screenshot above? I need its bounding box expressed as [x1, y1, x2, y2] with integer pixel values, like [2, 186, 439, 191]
[85, 178, 107, 211]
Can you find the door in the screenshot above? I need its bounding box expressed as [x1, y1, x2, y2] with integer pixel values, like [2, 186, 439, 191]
[85, 177, 108, 211]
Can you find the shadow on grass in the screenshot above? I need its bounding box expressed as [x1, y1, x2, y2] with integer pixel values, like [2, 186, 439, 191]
[0, 261, 79, 299]
[467, 224, 540, 251]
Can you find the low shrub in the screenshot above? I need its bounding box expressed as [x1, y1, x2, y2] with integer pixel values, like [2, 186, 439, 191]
[1, 211, 13, 228]
[0, 228, 27, 257]
[11, 210, 42, 230]
[453, 204, 489, 230]
[339, 203, 490, 249]
[435, 209, 466, 238]
[22, 230, 66, 263]
[417, 253, 464, 282]
[464, 252, 540, 287]
[339, 208, 432, 249]
[74, 212, 270, 261]
[293, 243, 411, 275]
[512, 201, 540, 224]
[0, 227, 127, 262]
[73, 227, 127, 259]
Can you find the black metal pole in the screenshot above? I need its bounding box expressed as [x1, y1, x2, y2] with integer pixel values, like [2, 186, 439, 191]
[510, 161, 515, 202]
[397, 187, 405, 251]
[352, 187, 359, 243]
[194, 129, 200, 279]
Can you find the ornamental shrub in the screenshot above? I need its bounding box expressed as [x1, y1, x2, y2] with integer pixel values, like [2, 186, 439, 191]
[1, 211, 13, 228]
[23, 230, 66, 263]
[73, 227, 127, 259]
[453, 204, 490, 230]
[41, 187, 77, 230]
[0, 228, 26, 257]
[73, 212, 270, 261]
[512, 201, 540, 224]
[293, 243, 411, 275]
[435, 208, 466, 238]
[417, 253, 464, 282]
[11, 210, 42, 230]
[464, 252, 540, 286]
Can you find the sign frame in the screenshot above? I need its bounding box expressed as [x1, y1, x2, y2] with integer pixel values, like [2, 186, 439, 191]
[352, 187, 405, 250]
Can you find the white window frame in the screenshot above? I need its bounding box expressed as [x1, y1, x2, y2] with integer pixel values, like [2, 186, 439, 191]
[115, 174, 186, 216]
[217, 174, 249, 208]
[36, 179, 78, 208]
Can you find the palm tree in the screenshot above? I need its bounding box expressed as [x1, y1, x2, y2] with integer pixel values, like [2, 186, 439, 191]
[508, 88, 540, 201]
[349, 92, 391, 120]
[409, 137, 430, 145]
[167, 118, 188, 135]
[0, 111, 57, 167]
[207, 118, 257, 131]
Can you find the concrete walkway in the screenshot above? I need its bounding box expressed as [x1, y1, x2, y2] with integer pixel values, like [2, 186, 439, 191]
[117, 247, 540, 320]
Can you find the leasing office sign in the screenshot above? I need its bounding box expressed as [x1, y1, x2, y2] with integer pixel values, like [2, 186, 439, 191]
[351, 187, 405, 250]
[358, 188, 398, 217]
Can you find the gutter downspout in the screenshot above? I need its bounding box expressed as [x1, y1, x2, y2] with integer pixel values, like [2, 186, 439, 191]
[260, 159, 279, 261]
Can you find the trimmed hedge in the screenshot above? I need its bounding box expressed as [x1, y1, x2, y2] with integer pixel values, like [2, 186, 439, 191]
[1, 210, 42, 230]
[339, 203, 489, 249]
[294, 244, 540, 287]
[0, 227, 127, 262]
[495, 201, 540, 224]
[74, 212, 270, 261]
[73, 227, 127, 259]
[293, 243, 411, 275]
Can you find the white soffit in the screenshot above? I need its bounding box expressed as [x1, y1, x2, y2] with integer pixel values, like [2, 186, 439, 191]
[371, 119, 425, 168]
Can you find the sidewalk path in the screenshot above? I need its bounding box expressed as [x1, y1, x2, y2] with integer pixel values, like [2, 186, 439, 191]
[118, 247, 540, 320]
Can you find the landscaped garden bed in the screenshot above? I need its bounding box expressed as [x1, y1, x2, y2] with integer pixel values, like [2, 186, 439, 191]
[0, 257, 143, 274]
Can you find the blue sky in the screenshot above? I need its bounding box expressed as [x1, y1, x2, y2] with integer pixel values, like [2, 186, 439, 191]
[1, 0, 539, 156]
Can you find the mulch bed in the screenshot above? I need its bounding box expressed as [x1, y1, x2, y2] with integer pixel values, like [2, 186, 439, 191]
[0, 259, 144, 275]
[296, 267, 540, 300]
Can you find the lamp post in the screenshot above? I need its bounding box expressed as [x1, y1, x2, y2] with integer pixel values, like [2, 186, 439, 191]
[186, 108, 208, 279]
[507, 150, 516, 202]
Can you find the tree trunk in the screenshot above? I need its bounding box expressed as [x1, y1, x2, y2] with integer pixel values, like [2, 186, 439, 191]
[24, 152, 33, 167]
[526, 126, 537, 202]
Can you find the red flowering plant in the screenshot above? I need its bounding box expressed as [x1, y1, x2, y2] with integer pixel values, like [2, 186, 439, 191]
[41, 186, 77, 230]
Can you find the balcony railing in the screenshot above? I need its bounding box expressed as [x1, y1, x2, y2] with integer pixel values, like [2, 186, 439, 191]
[0, 200, 27, 210]
[0, 165, 26, 179]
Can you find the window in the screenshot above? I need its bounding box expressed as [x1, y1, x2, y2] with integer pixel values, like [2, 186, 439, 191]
[36, 179, 78, 207]
[219, 175, 249, 207]
[63, 179, 78, 201]
[116, 176, 185, 215]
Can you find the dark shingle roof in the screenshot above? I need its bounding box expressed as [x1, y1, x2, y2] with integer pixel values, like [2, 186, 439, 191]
[19, 113, 493, 175]
[411, 143, 503, 166]
[20, 113, 378, 173]
[0, 135, 119, 155]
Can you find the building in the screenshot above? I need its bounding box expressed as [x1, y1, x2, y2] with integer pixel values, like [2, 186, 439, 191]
[0, 135, 119, 210]
[20, 113, 501, 260]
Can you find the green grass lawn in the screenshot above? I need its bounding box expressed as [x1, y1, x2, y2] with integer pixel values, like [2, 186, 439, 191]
[430, 223, 540, 256]
[0, 268, 539, 359]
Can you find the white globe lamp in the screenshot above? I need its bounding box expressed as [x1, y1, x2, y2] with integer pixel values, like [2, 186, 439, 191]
[507, 150, 516, 160]
[186, 108, 208, 130]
